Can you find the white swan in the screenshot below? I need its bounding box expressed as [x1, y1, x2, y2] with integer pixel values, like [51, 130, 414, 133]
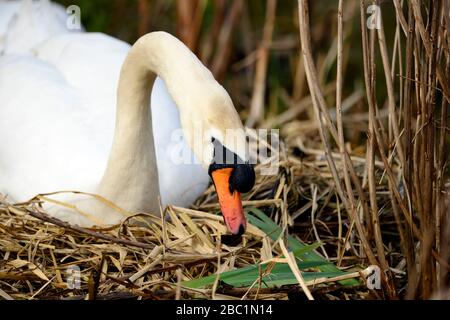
[0, 2, 254, 235]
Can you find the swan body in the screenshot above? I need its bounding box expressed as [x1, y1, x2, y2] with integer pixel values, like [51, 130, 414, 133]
[0, 33, 209, 221]
[0, 1, 252, 234]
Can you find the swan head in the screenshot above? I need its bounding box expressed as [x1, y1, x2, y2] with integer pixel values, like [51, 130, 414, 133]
[207, 141, 255, 236]
[176, 83, 255, 236]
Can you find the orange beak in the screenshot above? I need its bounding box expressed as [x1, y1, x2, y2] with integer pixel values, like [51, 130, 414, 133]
[211, 168, 247, 236]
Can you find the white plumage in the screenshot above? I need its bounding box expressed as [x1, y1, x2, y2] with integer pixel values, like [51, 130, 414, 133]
[0, 0, 210, 225]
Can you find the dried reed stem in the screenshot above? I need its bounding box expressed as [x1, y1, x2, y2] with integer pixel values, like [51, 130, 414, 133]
[246, 0, 277, 127]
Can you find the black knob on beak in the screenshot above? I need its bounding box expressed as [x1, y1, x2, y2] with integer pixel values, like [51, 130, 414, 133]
[229, 163, 255, 193]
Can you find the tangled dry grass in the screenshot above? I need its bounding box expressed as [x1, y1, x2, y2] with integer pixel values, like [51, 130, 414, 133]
[0, 196, 270, 300]
[0, 126, 400, 301]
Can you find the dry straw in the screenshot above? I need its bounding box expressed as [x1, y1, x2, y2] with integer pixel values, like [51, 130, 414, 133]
[0, 135, 372, 300]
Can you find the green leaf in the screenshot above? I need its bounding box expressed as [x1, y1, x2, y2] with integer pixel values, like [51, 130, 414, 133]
[247, 208, 359, 287]
[183, 260, 341, 289]
[183, 208, 360, 289]
[292, 242, 323, 258]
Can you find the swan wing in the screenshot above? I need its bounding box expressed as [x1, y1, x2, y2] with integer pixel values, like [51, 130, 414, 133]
[0, 54, 107, 201]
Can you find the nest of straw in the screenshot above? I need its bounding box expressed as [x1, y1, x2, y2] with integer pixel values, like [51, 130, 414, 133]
[0, 201, 269, 300]
[0, 128, 391, 300]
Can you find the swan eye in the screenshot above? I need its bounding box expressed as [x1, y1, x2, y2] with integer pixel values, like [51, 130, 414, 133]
[229, 164, 255, 193]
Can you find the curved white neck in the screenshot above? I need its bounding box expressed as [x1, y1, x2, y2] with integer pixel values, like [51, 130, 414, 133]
[97, 32, 215, 214]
